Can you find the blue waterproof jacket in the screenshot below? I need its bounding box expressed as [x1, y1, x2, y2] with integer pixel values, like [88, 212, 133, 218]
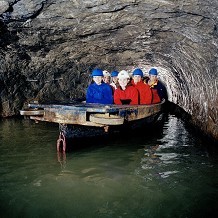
[155, 81, 168, 100]
[86, 82, 113, 104]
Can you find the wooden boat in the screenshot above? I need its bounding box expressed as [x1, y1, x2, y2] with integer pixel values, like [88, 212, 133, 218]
[20, 99, 165, 151]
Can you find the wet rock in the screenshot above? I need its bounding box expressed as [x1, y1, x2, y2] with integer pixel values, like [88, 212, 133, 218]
[0, 0, 217, 140]
[0, 1, 9, 14]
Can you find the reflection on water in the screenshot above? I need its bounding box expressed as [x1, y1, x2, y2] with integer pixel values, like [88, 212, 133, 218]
[0, 116, 217, 218]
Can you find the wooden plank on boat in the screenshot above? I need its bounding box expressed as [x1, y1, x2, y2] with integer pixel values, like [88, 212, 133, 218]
[40, 107, 87, 124]
[20, 109, 44, 116]
[89, 114, 124, 125]
[28, 103, 116, 113]
[30, 115, 105, 127]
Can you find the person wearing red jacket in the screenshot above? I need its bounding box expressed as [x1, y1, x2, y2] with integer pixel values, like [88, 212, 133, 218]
[131, 68, 152, 104]
[114, 70, 139, 105]
[146, 68, 167, 104]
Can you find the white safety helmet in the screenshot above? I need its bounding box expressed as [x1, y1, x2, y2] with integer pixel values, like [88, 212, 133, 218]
[103, 70, 111, 77]
[117, 70, 130, 79]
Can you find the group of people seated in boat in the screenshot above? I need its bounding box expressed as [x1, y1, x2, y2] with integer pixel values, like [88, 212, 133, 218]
[86, 67, 166, 105]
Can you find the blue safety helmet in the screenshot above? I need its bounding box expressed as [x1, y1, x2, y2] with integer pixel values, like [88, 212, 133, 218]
[149, 68, 158, 76]
[132, 68, 143, 77]
[91, 68, 104, 77]
[111, 71, 119, 77]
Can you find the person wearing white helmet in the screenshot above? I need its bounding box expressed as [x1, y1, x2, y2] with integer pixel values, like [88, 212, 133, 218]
[114, 70, 139, 105]
[103, 70, 111, 84]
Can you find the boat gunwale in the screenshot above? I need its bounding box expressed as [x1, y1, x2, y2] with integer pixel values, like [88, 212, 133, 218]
[28, 99, 165, 113]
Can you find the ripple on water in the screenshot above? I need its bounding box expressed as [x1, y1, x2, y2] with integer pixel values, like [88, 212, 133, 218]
[0, 116, 217, 218]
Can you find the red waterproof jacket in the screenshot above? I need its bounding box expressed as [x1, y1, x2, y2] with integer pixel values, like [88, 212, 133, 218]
[147, 80, 161, 104]
[151, 89, 161, 103]
[114, 85, 139, 105]
[131, 80, 152, 104]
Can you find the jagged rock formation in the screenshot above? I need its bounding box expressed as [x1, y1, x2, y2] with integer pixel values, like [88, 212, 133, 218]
[0, 0, 217, 140]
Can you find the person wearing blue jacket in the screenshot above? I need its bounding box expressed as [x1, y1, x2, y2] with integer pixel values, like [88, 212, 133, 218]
[86, 68, 113, 104]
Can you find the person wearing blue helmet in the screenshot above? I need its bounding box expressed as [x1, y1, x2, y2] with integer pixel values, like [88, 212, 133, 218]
[131, 68, 152, 104]
[86, 68, 113, 104]
[110, 70, 119, 91]
[146, 68, 167, 103]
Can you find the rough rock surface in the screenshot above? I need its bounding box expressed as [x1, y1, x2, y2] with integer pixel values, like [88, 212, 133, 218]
[0, 0, 217, 140]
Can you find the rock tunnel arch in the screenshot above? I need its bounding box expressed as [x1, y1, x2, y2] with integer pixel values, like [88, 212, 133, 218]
[0, 0, 217, 141]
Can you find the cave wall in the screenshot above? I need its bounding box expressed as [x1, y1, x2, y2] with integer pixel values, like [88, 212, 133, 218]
[0, 0, 217, 140]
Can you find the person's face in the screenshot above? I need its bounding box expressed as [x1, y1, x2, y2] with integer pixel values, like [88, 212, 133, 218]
[118, 77, 129, 88]
[112, 76, 118, 83]
[93, 76, 103, 85]
[103, 76, 110, 84]
[133, 75, 142, 84]
[149, 74, 157, 82]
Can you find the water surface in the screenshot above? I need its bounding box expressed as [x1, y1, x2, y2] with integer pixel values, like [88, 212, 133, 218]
[0, 115, 217, 218]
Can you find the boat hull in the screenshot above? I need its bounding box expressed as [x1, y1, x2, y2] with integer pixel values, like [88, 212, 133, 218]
[59, 111, 164, 139]
[20, 100, 165, 139]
